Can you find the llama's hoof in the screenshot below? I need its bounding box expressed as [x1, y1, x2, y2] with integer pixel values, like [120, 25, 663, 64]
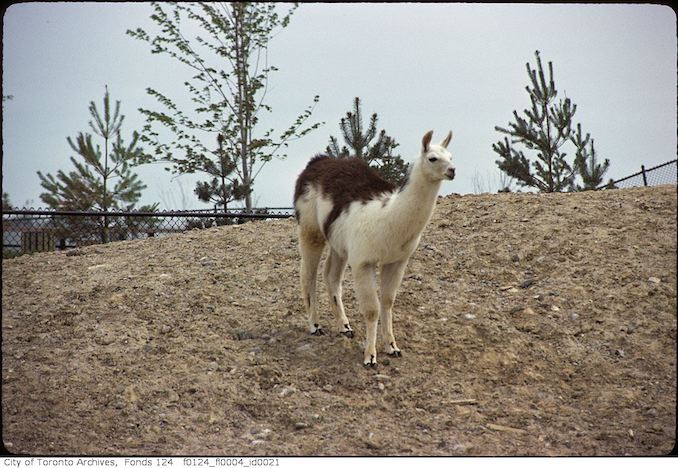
[310, 324, 325, 336]
[386, 342, 402, 357]
[340, 324, 354, 338]
[363, 355, 377, 368]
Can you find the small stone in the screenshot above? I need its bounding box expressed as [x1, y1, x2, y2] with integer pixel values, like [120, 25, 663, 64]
[374, 374, 391, 380]
[234, 330, 254, 340]
[249, 427, 272, 439]
[464, 313, 476, 320]
[206, 361, 219, 372]
[616, 349, 625, 358]
[628, 429, 634, 438]
[95, 333, 116, 345]
[294, 422, 309, 430]
[296, 343, 313, 353]
[378, 382, 385, 391]
[279, 385, 297, 397]
[511, 254, 520, 263]
[160, 325, 172, 334]
[424, 244, 440, 253]
[365, 433, 381, 449]
[648, 277, 661, 284]
[322, 384, 333, 392]
[519, 278, 536, 289]
[570, 313, 579, 320]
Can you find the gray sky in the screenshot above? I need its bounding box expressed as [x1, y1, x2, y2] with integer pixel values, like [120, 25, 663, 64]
[3, 2, 676, 209]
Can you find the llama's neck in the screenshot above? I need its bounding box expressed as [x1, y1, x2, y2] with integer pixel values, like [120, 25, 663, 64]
[385, 161, 441, 237]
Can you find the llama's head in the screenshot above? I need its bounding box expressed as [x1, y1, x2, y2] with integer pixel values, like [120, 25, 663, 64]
[419, 130, 456, 182]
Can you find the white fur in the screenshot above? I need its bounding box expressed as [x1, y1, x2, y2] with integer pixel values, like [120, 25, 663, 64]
[295, 130, 455, 366]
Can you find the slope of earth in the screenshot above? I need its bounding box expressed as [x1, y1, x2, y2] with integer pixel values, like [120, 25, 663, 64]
[2, 185, 676, 456]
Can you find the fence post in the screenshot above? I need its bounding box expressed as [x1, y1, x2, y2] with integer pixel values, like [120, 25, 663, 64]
[641, 165, 648, 186]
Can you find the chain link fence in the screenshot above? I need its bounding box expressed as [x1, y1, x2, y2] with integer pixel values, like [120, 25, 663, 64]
[2, 208, 294, 258]
[601, 159, 677, 190]
[4, 161, 676, 258]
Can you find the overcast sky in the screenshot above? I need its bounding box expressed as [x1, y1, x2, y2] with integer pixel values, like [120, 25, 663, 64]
[2, 2, 676, 209]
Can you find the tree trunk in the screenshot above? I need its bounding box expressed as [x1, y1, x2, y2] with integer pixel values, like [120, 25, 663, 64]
[234, 5, 252, 212]
[102, 132, 110, 243]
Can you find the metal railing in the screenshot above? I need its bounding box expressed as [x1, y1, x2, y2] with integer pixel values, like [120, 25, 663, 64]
[599, 159, 677, 189]
[2, 208, 294, 258]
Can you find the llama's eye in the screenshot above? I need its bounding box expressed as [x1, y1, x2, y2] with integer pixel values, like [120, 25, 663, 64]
[428, 156, 438, 162]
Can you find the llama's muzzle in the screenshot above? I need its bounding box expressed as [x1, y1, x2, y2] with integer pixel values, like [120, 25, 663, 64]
[446, 167, 456, 180]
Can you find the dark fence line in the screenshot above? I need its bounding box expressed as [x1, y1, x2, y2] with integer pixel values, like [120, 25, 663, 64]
[599, 159, 677, 190]
[4, 208, 294, 218]
[3, 208, 294, 258]
[4, 159, 676, 258]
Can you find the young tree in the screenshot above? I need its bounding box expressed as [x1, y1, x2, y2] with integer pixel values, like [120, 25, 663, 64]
[193, 133, 250, 210]
[326, 97, 409, 185]
[128, 2, 323, 212]
[37, 86, 157, 243]
[493, 50, 609, 192]
[571, 123, 613, 190]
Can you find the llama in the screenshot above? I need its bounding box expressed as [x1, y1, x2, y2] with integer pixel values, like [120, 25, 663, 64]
[293, 130, 455, 367]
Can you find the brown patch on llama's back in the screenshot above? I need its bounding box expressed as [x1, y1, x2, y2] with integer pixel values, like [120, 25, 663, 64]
[294, 156, 395, 238]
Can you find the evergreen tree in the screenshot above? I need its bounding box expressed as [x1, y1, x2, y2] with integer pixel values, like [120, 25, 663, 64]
[37, 86, 157, 243]
[128, 2, 322, 212]
[193, 133, 249, 210]
[493, 50, 610, 192]
[326, 97, 409, 185]
[571, 123, 613, 190]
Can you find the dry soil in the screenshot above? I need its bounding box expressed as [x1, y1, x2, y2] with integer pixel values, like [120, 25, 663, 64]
[2, 185, 676, 456]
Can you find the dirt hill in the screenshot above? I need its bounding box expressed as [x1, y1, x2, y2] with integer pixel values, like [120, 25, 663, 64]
[2, 185, 676, 456]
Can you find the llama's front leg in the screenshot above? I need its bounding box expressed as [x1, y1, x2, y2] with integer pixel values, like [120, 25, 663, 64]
[353, 263, 380, 367]
[324, 249, 353, 338]
[380, 260, 408, 357]
[299, 230, 325, 335]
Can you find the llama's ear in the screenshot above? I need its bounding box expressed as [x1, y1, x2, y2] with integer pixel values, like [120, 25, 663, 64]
[422, 130, 434, 152]
[440, 130, 453, 148]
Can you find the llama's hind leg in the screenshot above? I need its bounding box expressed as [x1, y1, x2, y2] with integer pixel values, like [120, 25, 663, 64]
[299, 228, 325, 335]
[324, 249, 353, 338]
[379, 260, 408, 357]
[353, 263, 380, 367]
